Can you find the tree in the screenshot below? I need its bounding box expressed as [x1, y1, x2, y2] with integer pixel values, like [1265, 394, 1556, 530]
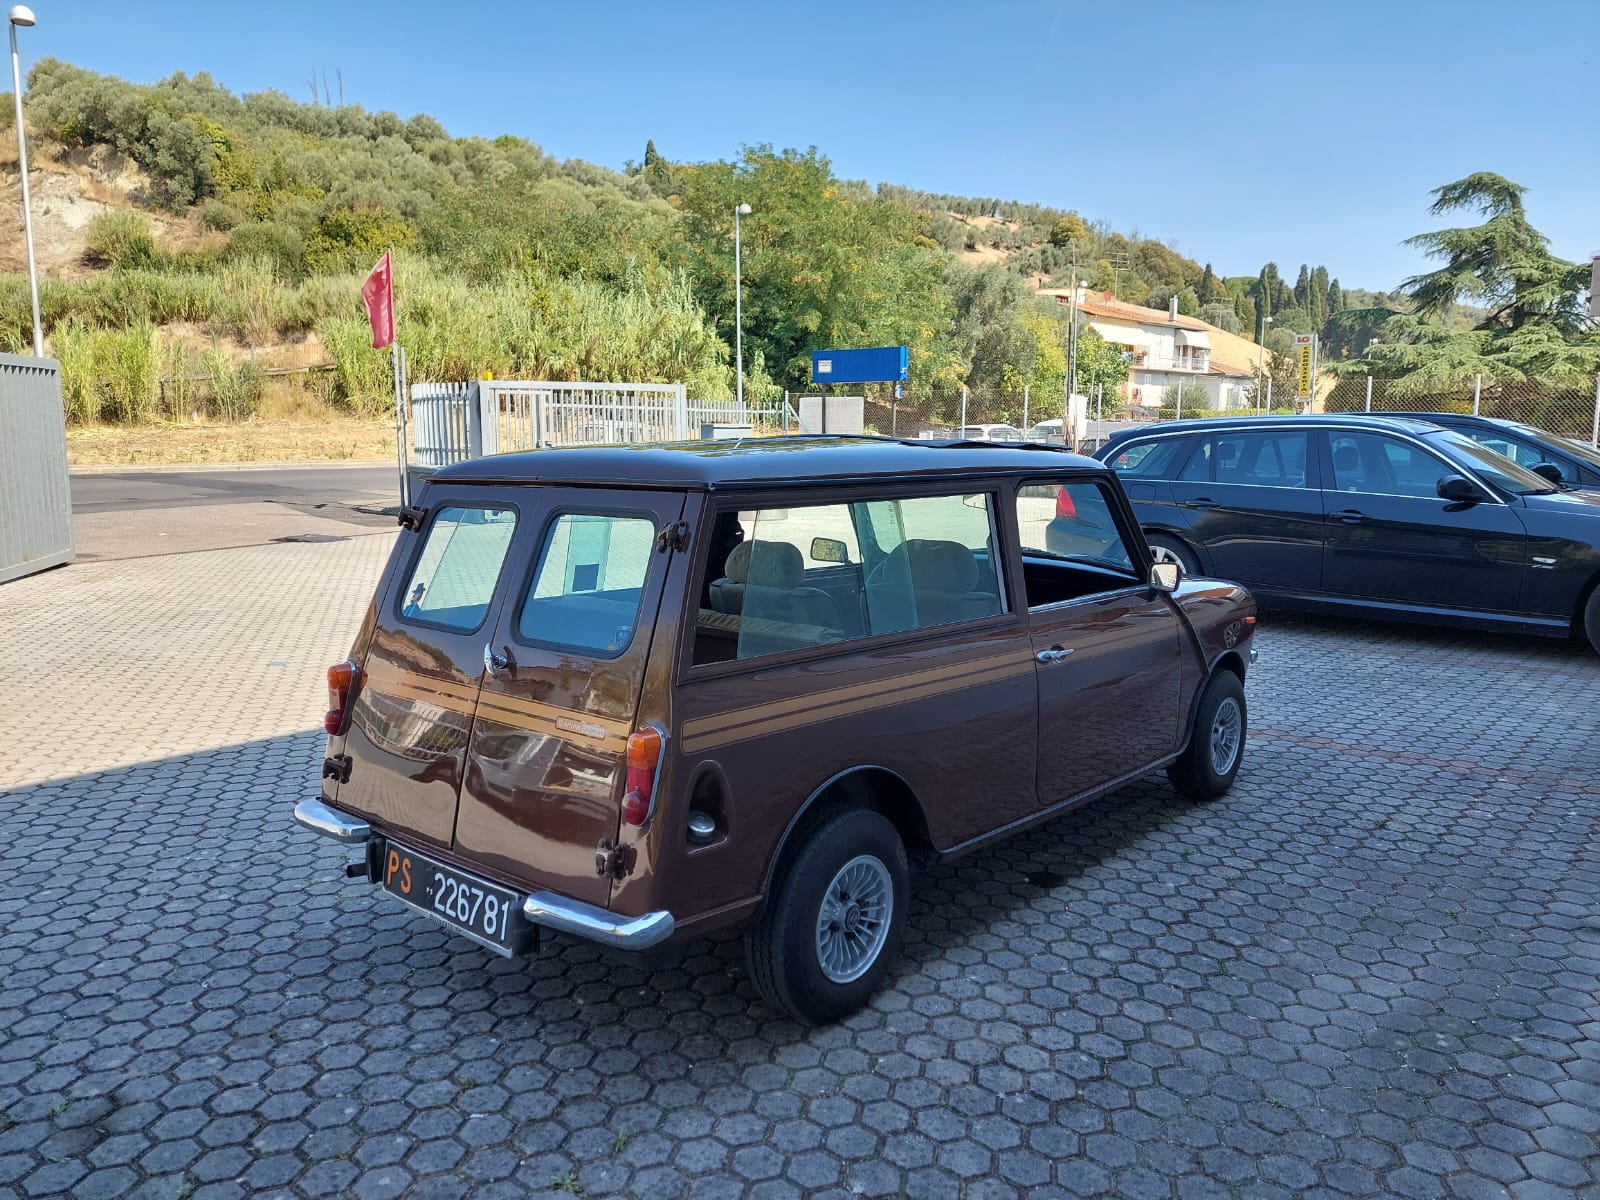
[1401, 172, 1591, 335]
[1293, 264, 1312, 311]
[1309, 265, 1330, 332]
[1072, 326, 1129, 402]
[1327, 277, 1343, 315]
[1049, 214, 1089, 247]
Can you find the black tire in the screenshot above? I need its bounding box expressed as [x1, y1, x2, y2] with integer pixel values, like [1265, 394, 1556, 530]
[744, 808, 908, 1025]
[1167, 670, 1247, 801]
[1584, 587, 1600, 656]
[1146, 533, 1200, 577]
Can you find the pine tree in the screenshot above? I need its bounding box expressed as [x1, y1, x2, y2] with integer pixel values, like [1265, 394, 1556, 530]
[1200, 262, 1217, 302]
[1327, 278, 1344, 314]
[1293, 264, 1311, 311]
[644, 139, 661, 170]
[1309, 265, 1330, 331]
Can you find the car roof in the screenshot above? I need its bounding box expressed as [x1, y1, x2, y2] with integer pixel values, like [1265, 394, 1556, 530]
[432, 435, 1105, 490]
[1102, 413, 1449, 443]
[1361, 411, 1521, 431]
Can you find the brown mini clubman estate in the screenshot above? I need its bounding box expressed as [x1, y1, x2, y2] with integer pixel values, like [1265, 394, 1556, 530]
[296, 436, 1257, 1023]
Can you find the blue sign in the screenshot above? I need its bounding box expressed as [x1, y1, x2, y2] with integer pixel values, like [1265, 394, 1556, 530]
[811, 346, 909, 384]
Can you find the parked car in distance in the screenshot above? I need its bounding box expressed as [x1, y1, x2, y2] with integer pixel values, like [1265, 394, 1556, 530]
[296, 436, 1257, 1023]
[957, 423, 1025, 442]
[1094, 414, 1600, 652]
[1349, 411, 1600, 492]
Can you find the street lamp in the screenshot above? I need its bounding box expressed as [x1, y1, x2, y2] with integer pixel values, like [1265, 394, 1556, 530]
[734, 202, 751, 409]
[8, 4, 40, 357]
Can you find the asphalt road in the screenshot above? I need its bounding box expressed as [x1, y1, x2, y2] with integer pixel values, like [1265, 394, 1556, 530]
[69, 464, 402, 517]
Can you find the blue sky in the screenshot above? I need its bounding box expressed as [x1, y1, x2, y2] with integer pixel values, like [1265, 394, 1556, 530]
[23, 0, 1600, 292]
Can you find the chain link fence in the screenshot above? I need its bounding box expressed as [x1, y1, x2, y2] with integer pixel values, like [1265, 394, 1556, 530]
[1321, 375, 1600, 443]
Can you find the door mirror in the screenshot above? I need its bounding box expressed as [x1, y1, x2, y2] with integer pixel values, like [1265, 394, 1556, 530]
[1150, 560, 1180, 592]
[809, 536, 850, 564]
[1531, 462, 1564, 485]
[1436, 474, 1484, 503]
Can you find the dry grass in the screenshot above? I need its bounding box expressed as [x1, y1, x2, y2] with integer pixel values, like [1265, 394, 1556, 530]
[67, 416, 396, 466]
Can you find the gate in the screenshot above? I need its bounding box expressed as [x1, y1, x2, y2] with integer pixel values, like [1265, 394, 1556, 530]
[0, 353, 73, 584]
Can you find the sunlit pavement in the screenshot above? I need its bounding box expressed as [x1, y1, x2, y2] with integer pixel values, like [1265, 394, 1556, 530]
[2, 538, 1597, 1200]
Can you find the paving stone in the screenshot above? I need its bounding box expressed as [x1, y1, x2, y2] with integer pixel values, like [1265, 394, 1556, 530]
[2, 541, 1597, 1199]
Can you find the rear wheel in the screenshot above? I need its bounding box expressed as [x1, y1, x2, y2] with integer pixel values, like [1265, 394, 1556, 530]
[1146, 534, 1200, 577]
[1584, 587, 1600, 656]
[1168, 670, 1247, 801]
[745, 808, 908, 1025]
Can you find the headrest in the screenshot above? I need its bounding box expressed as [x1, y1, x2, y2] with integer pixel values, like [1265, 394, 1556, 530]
[882, 539, 979, 593]
[724, 539, 803, 587]
[1334, 444, 1360, 470]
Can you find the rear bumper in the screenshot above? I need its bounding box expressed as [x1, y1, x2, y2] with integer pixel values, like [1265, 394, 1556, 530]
[294, 798, 676, 951]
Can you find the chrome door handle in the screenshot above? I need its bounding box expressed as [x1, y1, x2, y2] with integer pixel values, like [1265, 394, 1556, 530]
[1182, 497, 1220, 509]
[1035, 647, 1074, 664]
[484, 643, 512, 674]
[1329, 509, 1365, 524]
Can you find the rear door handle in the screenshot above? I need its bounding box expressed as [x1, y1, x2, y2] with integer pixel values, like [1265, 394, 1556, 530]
[1182, 497, 1220, 509]
[1035, 647, 1074, 664]
[1328, 509, 1365, 525]
[484, 643, 513, 674]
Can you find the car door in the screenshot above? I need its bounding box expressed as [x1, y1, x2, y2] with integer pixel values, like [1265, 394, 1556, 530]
[1165, 428, 1323, 589]
[1319, 430, 1526, 612]
[1015, 477, 1187, 807]
[333, 491, 523, 850]
[452, 489, 688, 908]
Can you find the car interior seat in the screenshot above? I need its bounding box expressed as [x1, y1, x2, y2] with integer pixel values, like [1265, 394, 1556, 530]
[1333, 443, 1362, 488]
[866, 539, 1001, 633]
[709, 540, 841, 654]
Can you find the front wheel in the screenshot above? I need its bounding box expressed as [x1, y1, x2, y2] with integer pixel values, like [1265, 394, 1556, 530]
[745, 808, 908, 1025]
[1167, 670, 1247, 801]
[1583, 587, 1600, 656]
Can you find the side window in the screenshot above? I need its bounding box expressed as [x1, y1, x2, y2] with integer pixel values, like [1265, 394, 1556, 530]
[1016, 480, 1139, 607]
[1179, 432, 1310, 486]
[1329, 432, 1448, 498]
[691, 493, 1005, 667]
[400, 506, 518, 633]
[1106, 437, 1189, 479]
[516, 513, 655, 657]
[1459, 429, 1547, 471]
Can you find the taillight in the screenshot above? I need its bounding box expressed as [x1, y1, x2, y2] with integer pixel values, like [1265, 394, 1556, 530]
[324, 660, 358, 735]
[1055, 488, 1077, 519]
[621, 726, 665, 827]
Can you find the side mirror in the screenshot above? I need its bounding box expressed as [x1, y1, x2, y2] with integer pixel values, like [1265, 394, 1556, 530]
[810, 536, 849, 564]
[1150, 561, 1180, 592]
[1436, 474, 1484, 503]
[1532, 462, 1564, 484]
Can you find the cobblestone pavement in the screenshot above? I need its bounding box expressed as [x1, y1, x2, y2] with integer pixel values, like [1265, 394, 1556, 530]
[2, 538, 1598, 1200]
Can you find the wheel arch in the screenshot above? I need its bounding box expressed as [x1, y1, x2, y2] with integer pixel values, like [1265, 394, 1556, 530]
[758, 765, 933, 910]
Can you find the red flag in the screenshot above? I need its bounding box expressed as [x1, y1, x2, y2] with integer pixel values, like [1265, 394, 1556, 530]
[361, 251, 395, 349]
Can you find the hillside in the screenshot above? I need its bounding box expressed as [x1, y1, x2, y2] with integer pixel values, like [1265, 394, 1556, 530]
[0, 59, 1369, 428]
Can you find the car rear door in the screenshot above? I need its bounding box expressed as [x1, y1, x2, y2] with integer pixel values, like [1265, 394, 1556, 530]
[452, 489, 688, 909]
[1319, 430, 1526, 611]
[332, 491, 523, 849]
[1165, 428, 1323, 588]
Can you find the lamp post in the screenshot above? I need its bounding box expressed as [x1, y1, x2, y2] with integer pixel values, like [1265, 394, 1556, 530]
[734, 202, 751, 409]
[8, 4, 40, 357]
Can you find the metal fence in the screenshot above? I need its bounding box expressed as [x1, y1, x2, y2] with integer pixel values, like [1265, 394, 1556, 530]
[0, 353, 73, 584]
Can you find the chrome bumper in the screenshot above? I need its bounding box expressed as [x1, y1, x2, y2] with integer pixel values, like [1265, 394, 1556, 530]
[295, 798, 674, 951]
[523, 892, 676, 951]
[295, 798, 371, 842]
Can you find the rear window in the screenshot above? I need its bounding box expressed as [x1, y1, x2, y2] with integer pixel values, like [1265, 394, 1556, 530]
[516, 512, 656, 657]
[1105, 437, 1190, 478]
[400, 506, 518, 633]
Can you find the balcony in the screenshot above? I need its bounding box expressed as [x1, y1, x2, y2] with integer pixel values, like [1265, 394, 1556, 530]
[1131, 352, 1211, 373]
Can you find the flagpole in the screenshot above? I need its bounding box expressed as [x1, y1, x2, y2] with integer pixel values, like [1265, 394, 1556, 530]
[387, 248, 408, 508]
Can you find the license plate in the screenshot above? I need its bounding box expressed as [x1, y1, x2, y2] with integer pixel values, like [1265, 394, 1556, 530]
[379, 841, 533, 956]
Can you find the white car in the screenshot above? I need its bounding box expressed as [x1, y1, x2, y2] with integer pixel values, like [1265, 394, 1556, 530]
[957, 424, 1025, 442]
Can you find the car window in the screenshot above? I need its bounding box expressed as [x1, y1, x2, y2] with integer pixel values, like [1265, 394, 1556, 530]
[1424, 430, 1552, 496]
[1459, 429, 1547, 470]
[400, 506, 518, 633]
[1018, 481, 1135, 571]
[1179, 431, 1310, 487]
[1329, 432, 1452, 498]
[517, 513, 656, 656]
[691, 493, 1006, 666]
[1106, 437, 1190, 479]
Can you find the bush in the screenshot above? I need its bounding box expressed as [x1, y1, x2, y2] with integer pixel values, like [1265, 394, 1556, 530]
[200, 199, 243, 231]
[83, 211, 160, 269]
[57, 322, 159, 423]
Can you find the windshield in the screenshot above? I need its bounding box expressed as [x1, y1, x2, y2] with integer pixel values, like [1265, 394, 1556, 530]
[1426, 430, 1555, 495]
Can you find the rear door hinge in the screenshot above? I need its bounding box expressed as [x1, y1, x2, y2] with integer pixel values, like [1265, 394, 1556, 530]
[594, 839, 633, 880]
[398, 504, 429, 532]
[656, 521, 690, 553]
[322, 754, 352, 783]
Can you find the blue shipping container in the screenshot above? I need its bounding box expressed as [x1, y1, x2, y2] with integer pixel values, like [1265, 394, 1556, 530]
[810, 346, 908, 384]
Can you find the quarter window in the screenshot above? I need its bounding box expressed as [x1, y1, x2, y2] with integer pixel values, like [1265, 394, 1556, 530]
[400, 506, 518, 633]
[517, 513, 656, 656]
[1106, 437, 1190, 479]
[692, 493, 1006, 666]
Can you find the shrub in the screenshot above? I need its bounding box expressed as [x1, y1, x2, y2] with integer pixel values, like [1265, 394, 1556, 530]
[200, 199, 243, 231]
[57, 322, 159, 423]
[83, 211, 160, 269]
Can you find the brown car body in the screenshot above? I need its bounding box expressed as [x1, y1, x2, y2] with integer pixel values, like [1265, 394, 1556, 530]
[296, 437, 1256, 1020]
